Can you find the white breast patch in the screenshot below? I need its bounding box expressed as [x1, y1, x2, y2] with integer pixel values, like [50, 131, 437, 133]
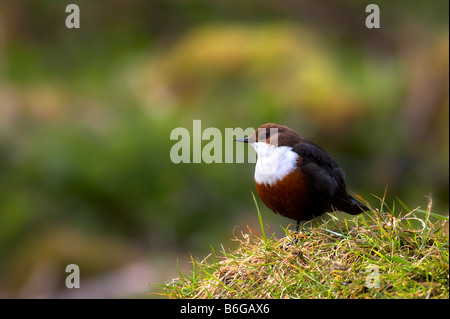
[250, 142, 299, 186]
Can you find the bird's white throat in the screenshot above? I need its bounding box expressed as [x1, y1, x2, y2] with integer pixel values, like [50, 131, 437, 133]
[250, 142, 299, 186]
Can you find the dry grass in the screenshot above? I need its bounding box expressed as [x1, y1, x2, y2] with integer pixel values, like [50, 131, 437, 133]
[161, 195, 449, 299]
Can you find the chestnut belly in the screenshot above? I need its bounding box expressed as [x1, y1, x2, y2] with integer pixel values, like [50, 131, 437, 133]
[255, 170, 331, 222]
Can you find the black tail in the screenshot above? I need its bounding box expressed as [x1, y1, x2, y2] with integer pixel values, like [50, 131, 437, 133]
[333, 195, 368, 215]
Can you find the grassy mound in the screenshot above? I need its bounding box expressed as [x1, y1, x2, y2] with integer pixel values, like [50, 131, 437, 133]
[162, 196, 449, 299]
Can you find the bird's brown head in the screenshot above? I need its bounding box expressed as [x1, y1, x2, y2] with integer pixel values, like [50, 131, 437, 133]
[235, 123, 302, 147]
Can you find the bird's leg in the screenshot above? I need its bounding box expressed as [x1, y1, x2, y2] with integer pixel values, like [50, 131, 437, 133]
[288, 220, 301, 246]
[282, 221, 302, 250]
[289, 220, 300, 246]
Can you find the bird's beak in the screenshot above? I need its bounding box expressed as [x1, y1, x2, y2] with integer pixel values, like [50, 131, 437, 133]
[233, 137, 249, 143]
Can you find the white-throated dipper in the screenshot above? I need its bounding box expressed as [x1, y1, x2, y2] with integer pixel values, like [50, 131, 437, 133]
[235, 123, 368, 231]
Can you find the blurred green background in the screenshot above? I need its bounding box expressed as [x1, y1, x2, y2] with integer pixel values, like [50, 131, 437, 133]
[0, 0, 448, 298]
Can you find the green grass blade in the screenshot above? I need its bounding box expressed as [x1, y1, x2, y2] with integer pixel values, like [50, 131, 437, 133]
[251, 191, 267, 244]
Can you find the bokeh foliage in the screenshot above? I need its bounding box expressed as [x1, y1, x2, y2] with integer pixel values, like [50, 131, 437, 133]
[0, 0, 448, 297]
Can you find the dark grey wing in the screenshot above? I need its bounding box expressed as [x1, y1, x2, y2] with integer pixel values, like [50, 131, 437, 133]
[292, 142, 367, 215]
[291, 142, 341, 207]
[292, 141, 343, 180]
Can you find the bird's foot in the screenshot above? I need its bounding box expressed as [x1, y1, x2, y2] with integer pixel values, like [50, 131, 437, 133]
[281, 231, 302, 250]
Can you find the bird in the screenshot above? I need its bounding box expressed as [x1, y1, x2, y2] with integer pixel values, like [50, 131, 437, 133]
[234, 123, 368, 232]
